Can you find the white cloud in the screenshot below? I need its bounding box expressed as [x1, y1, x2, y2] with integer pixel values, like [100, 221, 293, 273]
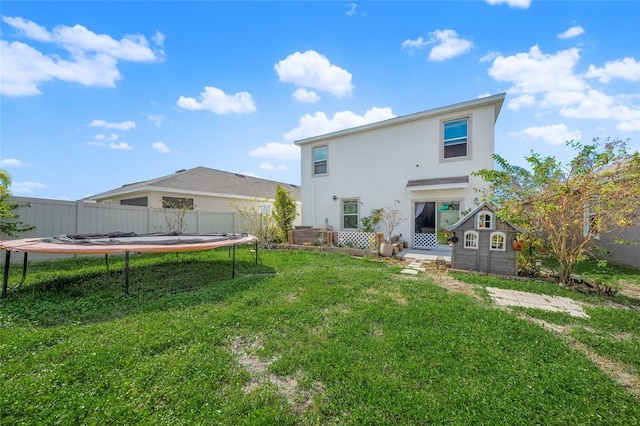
[508, 94, 536, 110]
[283, 107, 395, 141]
[0, 158, 24, 167]
[94, 133, 119, 141]
[557, 89, 639, 123]
[488, 45, 640, 131]
[292, 88, 321, 103]
[485, 0, 531, 9]
[152, 142, 170, 153]
[489, 46, 585, 96]
[404, 31, 472, 61]
[558, 26, 585, 39]
[109, 142, 132, 150]
[90, 120, 136, 130]
[480, 50, 500, 63]
[401, 37, 427, 55]
[148, 114, 164, 127]
[275, 50, 354, 97]
[11, 181, 45, 195]
[518, 123, 582, 146]
[1, 16, 163, 96]
[250, 142, 300, 160]
[259, 162, 287, 171]
[427, 30, 473, 61]
[177, 86, 257, 114]
[585, 57, 640, 83]
[346, 3, 358, 16]
[617, 119, 640, 132]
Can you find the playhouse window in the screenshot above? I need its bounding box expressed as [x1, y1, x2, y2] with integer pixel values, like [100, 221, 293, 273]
[476, 212, 494, 229]
[463, 231, 478, 249]
[490, 232, 506, 251]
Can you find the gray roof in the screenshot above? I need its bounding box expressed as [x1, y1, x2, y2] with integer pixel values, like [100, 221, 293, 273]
[85, 166, 301, 201]
[446, 202, 526, 233]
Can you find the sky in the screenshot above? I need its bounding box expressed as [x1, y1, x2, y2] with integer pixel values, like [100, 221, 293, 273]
[1, 0, 639, 201]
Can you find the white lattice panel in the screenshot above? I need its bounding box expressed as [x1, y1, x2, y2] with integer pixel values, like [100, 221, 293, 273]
[414, 233, 437, 248]
[337, 232, 376, 249]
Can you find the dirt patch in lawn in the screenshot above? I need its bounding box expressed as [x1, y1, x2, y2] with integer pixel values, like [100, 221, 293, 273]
[428, 272, 483, 301]
[231, 336, 325, 414]
[617, 279, 640, 301]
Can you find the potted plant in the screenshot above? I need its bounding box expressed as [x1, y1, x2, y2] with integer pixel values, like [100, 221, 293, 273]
[379, 207, 406, 257]
[512, 236, 525, 251]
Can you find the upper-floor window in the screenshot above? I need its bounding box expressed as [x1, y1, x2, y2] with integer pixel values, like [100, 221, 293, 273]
[313, 145, 328, 176]
[443, 118, 468, 159]
[476, 211, 494, 229]
[490, 232, 506, 251]
[342, 199, 359, 230]
[464, 230, 478, 249]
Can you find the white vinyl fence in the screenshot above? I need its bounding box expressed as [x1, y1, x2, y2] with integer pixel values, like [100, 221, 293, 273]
[1, 197, 244, 262]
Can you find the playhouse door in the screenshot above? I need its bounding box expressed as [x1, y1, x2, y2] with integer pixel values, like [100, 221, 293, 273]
[414, 202, 436, 248]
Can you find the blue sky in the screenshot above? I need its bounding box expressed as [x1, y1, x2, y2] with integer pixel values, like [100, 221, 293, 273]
[1, 0, 639, 200]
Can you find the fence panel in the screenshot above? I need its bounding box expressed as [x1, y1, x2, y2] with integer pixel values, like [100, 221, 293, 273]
[1, 197, 241, 263]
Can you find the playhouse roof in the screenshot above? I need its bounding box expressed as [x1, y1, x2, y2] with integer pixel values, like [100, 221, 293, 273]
[446, 202, 526, 233]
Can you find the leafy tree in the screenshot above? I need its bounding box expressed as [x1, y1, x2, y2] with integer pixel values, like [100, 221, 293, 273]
[273, 184, 298, 243]
[473, 138, 640, 284]
[0, 169, 36, 237]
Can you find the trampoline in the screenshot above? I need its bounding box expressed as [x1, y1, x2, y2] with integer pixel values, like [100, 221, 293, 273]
[1, 232, 258, 298]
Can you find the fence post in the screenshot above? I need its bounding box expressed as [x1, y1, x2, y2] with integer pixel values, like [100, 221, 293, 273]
[76, 201, 84, 234]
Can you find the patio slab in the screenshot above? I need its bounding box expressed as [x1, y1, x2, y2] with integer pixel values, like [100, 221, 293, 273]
[486, 287, 589, 318]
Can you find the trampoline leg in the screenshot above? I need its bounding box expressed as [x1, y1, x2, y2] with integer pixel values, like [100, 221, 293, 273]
[232, 244, 236, 279]
[105, 254, 109, 271]
[22, 252, 28, 282]
[255, 241, 259, 264]
[2, 251, 10, 299]
[124, 252, 130, 295]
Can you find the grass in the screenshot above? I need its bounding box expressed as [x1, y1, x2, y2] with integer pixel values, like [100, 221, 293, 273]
[1, 248, 639, 424]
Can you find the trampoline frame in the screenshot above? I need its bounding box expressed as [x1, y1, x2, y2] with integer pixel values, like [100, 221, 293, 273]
[1, 233, 259, 298]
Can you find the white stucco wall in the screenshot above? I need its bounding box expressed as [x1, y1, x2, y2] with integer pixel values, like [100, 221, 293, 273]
[297, 97, 501, 245]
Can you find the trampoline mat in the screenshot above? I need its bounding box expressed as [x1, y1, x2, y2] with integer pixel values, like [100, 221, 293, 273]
[0, 232, 257, 254]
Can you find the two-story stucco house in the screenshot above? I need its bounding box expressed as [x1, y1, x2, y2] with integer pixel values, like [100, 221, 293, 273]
[294, 93, 506, 249]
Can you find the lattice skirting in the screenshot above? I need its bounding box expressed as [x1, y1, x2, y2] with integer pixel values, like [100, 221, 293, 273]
[414, 233, 437, 248]
[337, 232, 376, 249]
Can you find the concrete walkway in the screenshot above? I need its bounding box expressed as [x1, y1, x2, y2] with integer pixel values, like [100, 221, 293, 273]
[486, 287, 589, 318]
[396, 246, 452, 262]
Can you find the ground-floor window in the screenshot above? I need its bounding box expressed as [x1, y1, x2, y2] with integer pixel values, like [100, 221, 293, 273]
[342, 199, 359, 230]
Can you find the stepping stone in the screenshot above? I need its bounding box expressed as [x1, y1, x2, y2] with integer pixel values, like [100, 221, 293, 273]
[400, 269, 419, 275]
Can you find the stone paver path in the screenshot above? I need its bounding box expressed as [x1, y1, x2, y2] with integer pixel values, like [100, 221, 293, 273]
[486, 287, 589, 318]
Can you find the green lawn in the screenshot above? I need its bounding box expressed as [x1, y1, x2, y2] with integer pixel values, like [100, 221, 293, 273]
[1, 249, 639, 424]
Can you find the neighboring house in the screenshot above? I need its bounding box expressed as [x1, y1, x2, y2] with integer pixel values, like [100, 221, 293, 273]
[294, 93, 506, 249]
[85, 166, 301, 221]
[447, 203, 525, 276]
[597, 225, 640, 269]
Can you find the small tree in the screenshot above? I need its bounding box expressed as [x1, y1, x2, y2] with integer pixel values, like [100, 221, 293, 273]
[0, 169, 35, 237]
[158, 200, 191, 234]
[360, 208, 383, 233]
[273, 184, 298, 243]
[380, 207, 406, 244]
[473, 138, 640, 284]
[230, 199, 279, 248]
